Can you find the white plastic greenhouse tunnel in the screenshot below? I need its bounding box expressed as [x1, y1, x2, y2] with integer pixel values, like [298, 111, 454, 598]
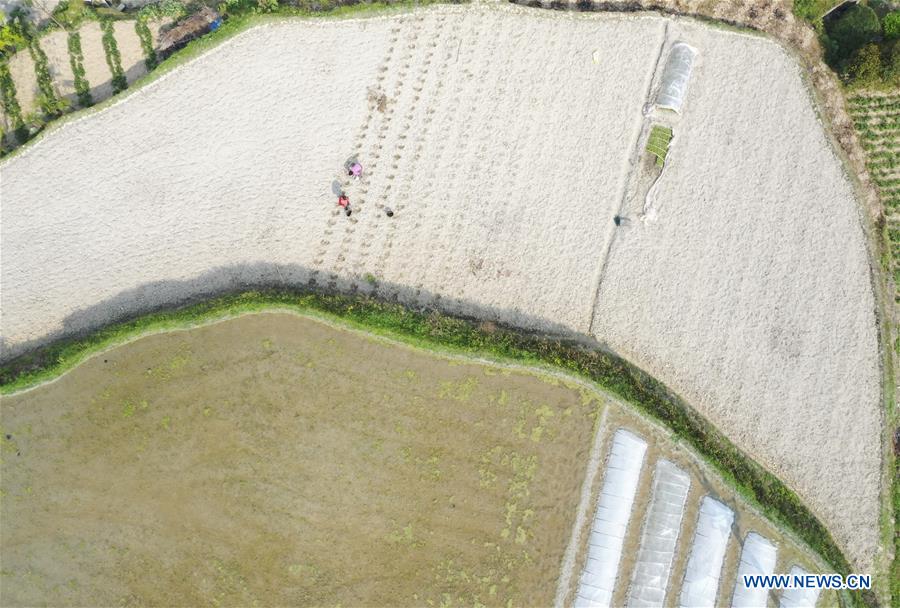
[779, 566, 822, 608]
[655, 42, 697, 114]
[574, 429, 648, 608]
[678, 496, 735, 608]
[731, 532, 778, 607]
[625, 459, 691, 607]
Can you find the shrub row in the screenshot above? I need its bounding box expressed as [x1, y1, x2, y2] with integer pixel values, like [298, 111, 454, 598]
[67, 32, 93, 107]
[0, 60, 24, 135]
[0, 288, 868, 606]
[28, 37, 65, 118]
[99, 19, 127, 94]
[134, 19, 156, 71]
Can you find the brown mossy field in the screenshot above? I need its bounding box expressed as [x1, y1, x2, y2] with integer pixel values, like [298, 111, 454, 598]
[0, 313, 603, 606]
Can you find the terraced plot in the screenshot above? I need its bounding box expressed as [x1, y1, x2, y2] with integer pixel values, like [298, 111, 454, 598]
[848, 92, 900, 300]
[0, 16, 171, 150]
[0, 312, 832, 606]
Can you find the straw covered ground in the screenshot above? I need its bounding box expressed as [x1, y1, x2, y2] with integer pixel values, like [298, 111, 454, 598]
[0, 2, 882, 570]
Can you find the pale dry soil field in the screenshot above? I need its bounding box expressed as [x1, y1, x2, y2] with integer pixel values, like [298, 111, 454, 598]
[0, 313, 829, 606]
[0, 3, 882, 570]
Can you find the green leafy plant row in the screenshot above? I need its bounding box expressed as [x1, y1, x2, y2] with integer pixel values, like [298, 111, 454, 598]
[134, 19, 156, 71]
[100, 19, 127, 94]
[137, 0, 188, 22]
[66, 31, 93, 107]
[0, 59, 24, 136]
[28, 36, 68, 118]
[0, 288, 870, 607]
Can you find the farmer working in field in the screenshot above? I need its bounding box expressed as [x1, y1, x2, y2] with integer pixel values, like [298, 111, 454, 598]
[338, 193, 352, 216]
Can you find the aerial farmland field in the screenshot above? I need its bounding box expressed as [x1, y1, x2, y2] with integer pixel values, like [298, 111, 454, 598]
[0, 0, 893, 606]
[0, 312, 836, 606]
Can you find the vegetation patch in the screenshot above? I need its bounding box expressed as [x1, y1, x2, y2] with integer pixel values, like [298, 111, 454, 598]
[1, 312, 598, 606]
[792, 0, 843, 22]
[0, 59, 24, 139]
[848, 92, 900, 295]
[0, 19, 27, 59]
[645, 124, 673, 167]
[99, 19, 127, 94]
[0, 288, 868, 606]
[796, 0, 900, 88]
[67, 31, 93, 107]
[134, 19, 156, 71]
[28, 37, 67, 118]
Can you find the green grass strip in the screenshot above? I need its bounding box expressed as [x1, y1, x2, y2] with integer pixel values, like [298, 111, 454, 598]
[134, 18, 156, 71]
[67, 31, 93, 107]
[28, 36, 58, 116]
[0, 60, 24, 133]
[0, 288, 870, 607]
[100, 19, 127, 94]
[893, 442, 900, 607]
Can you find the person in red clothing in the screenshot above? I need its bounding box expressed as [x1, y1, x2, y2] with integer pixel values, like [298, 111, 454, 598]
[337, 193, 351, 216]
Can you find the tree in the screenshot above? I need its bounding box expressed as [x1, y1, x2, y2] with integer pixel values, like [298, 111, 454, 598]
[883, 11, 900, 39]
[883, 39, 900, 85]
[0, 23, 26, 59]
[827, 4, 882, 67]
[845, 43, 884, 86]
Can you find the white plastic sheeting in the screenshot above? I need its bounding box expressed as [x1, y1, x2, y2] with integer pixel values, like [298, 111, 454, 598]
[626, 459, 691, 607]
[679, 496, 734, 608]
[779, 566, 821, 608]
[655, 42, 697, 114]
[575, 429, 648, 608]
[731, 532, 778, 608]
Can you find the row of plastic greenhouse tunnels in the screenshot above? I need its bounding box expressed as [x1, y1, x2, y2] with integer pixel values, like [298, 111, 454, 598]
[572, 430, 824, 608]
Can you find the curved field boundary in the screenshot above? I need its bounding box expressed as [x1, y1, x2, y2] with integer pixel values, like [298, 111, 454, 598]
[0, 288, 868, 607]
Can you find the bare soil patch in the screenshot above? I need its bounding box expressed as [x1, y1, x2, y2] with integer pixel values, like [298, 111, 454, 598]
[7, 50, 37, 116]
[0, 313, 600, 607]
[78, 21, 113, 103]
[38, 30, 77, 104]
[113, 21, 148, 85]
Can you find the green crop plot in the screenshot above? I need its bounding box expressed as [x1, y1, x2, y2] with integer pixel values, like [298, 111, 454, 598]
[848, 92, 900, 303]
[646, 125, 673, 167]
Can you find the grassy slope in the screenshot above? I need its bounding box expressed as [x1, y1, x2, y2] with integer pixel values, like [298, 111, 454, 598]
[0, 289, 871, 607]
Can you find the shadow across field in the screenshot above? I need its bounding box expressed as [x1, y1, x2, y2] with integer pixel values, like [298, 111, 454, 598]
[0, 261, 581, 366]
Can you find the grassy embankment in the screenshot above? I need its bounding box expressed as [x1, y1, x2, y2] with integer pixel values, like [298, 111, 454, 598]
[0, 289, 870, 607]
